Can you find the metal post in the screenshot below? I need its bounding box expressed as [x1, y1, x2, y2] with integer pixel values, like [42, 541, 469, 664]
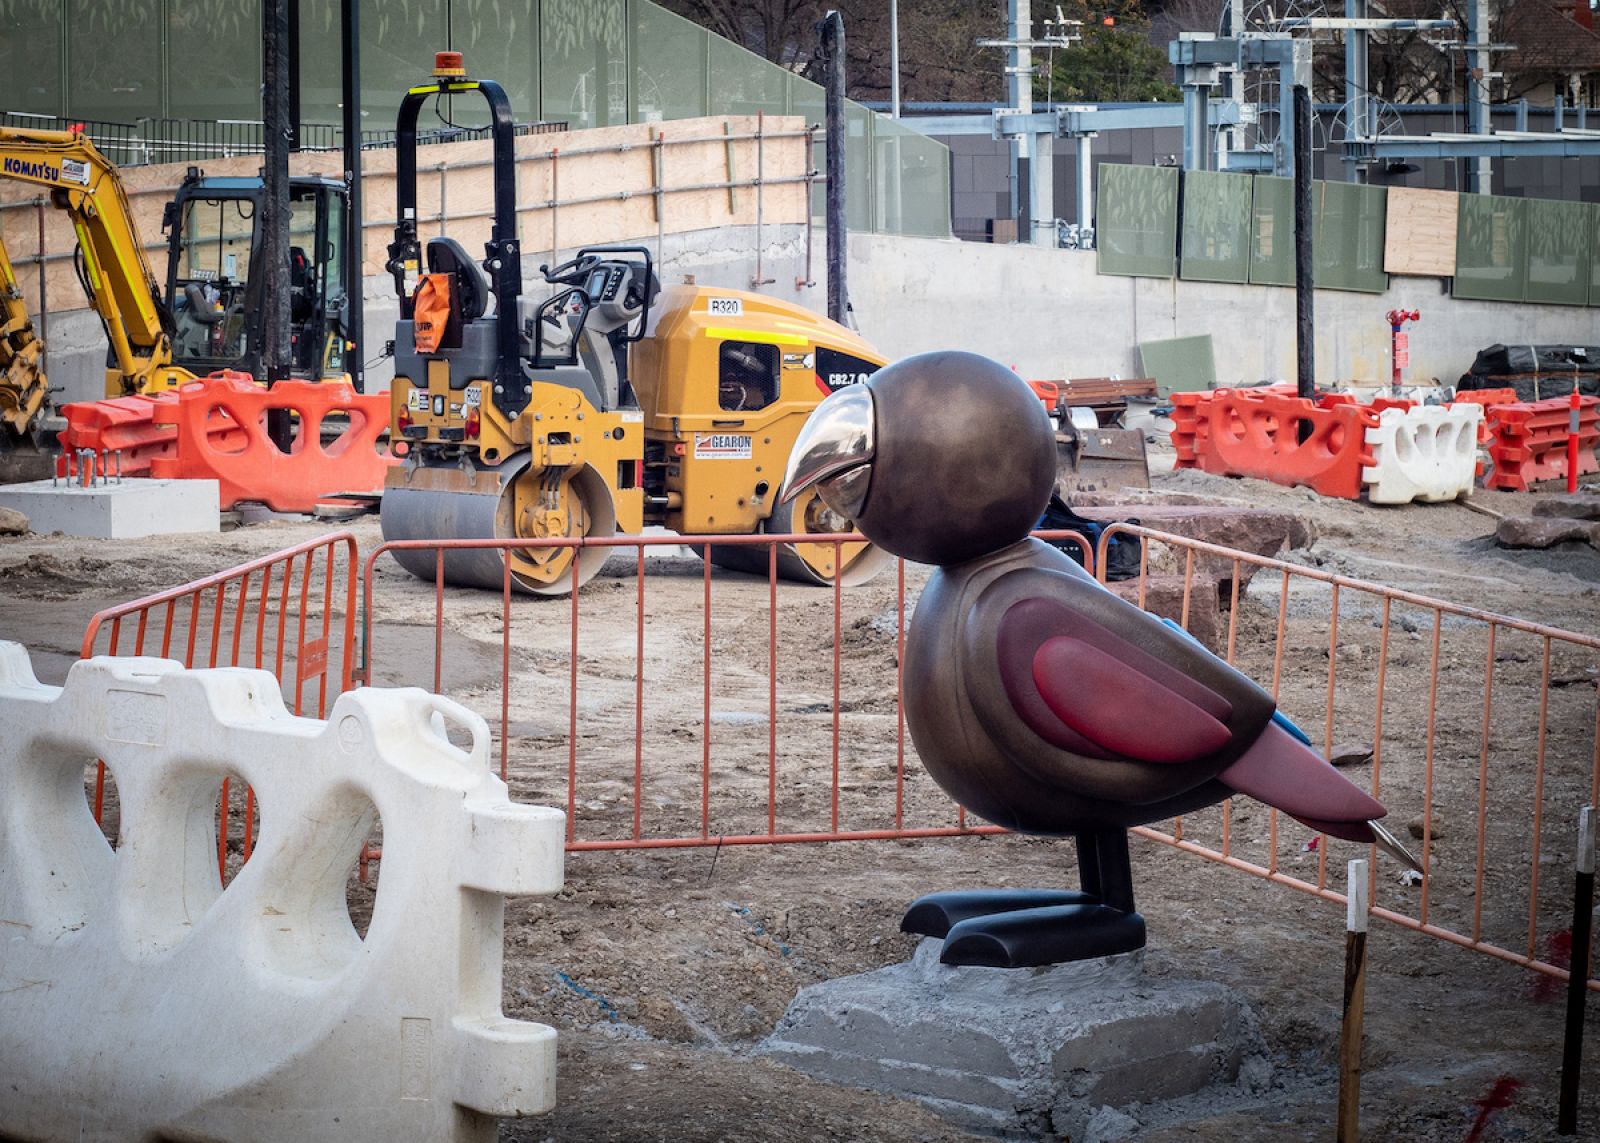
[890, 0, 901, 119]
[287, 0, 301, 150]
[1467, 0, 1492, 193]
[819, 11, 847, 324]
[1183, 84, 1210, 170]
[341, 0, 364, 392]
[1344, 0, 1368, 182]
[1294, 84, 1315, 410]
[1557, 806, 1595, 1135]
[1009, 0, 1032, 242]
[1337, 859, 1369, 1143]
[262, 0, 291, 388]
[1077, 134, 1092, 231]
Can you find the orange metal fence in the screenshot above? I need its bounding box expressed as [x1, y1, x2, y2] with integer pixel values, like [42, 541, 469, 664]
[78, 531, 360, 874]
[356, 530, 1092, 851]
[74, 523, 1598, 992]
[1095, 523, 1600, 993]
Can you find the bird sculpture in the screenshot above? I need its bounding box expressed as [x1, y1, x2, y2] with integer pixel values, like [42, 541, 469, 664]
[780, 350, 1419, 968]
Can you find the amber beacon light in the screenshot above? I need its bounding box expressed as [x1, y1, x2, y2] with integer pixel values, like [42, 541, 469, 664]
[432, 50, 466, 78]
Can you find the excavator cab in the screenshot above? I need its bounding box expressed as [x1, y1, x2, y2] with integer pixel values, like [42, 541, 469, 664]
[162, 170, 350, 380]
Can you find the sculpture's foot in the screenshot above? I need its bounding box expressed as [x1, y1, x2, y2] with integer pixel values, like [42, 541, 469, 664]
[940, 904, 1147, 968]
[901, 888, 1098, 939]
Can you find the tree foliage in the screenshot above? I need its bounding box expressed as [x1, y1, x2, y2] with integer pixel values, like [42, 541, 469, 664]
[1034, 1, 1179, 103]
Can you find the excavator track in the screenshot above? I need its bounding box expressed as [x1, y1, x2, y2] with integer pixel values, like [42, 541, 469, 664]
[381, 451, 616, 595]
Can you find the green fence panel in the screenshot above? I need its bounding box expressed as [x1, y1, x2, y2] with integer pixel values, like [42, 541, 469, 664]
[629, 1, 707, 122]
[1180, 169, 1252, 284]
[708, 34, 790, 117]
[872, 116, 951, 238]
[169, 1, 263, 120]
[1453, 193, 1528, 303]
[0, 1, 63, 116]
[68, 0, 162, 122]
[1592, 205, 1600, 307]
[1248, 175, 1294, 286]
[450, 0, 539, 126]
[1097, 164, 1178, 278]
[1312, 180, 1387, 293]
[541, 0, 627, 130]
[1525, 197, 1592, 307]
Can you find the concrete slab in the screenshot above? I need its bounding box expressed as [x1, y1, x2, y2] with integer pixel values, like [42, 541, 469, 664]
[760, 939, 1270, 1140]
[0, 478, 220, 538]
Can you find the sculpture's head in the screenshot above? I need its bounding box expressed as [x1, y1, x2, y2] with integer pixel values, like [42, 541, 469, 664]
[780, 350, 1056, 566]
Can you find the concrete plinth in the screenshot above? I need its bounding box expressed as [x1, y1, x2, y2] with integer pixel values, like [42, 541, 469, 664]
[761, 939, 1269, 1140]
[0, 478, 220, 538]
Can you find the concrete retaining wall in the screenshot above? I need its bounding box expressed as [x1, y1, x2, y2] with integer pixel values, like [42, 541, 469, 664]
[39, 225, 1596, 407]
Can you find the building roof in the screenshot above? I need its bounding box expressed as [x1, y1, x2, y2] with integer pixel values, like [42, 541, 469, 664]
[1501, 0, 1600, 77]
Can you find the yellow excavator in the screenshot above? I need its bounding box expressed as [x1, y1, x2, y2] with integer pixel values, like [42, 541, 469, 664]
[0, 126, 350, 452]
[380, 54, 890, 594]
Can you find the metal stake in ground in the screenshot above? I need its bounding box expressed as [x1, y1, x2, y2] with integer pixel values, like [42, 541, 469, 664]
[1293, 83, 1314, 436]
[818, 10, 847, 326]
[1337, 857, 1369, 1143]
[1558, 804, 1595, 1135]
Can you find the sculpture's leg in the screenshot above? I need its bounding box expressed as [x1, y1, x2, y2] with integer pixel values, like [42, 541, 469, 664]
[903, 830, 1145, 968]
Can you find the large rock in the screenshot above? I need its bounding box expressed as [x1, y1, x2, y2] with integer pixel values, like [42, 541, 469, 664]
[1495, 515, 1600, 549]
[1532, 492, 1600, 521]
[0, 506, 28, 536]
[1107, 575, 1225, 649]
[1076, 506, 1313, 600]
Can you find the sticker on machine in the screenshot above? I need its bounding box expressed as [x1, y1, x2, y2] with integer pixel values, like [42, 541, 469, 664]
[694, 432, 753, 460]
[59, 158, 90, 186]
[706, 296, 743, 317]
[463, 386, 482, 407]
[406, 389, 425, 411]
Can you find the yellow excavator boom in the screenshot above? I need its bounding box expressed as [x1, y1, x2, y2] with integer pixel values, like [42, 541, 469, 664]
[0, 126, 182, 398]
[0, 229, 47, 441]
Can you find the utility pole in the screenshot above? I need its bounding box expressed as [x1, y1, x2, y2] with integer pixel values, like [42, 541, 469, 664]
[262, 0, 291, 386]
[890, 0, 901, 118]
[1467, 0, 1493, 193]
[1294, 85, 1315, 411]
[1010, 0, 1032, 243]
[341, 0, 364, 392]
[819, 11, 848, 324]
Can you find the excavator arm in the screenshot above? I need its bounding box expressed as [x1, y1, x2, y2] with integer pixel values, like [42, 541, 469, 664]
[0, 231, 47, 441]
[0, 127, 176, 396]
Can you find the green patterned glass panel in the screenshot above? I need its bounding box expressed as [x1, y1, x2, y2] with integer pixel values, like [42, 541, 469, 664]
[296, 0, 341, 126]
[1454, 193, 1527, 302]
[1249, 174, 1294, 286]
[1313, 180, 1387, 294]
[450, 0, 538, 126]
[630, 2, 707, 122]
[708, 36, 789, 117]
[0, 0, 63, 116]
[358, 0, 448, 130]
[170, 0, 262, 120]
[1592, 205, 1600, 307]
[1096, 164, 1177, 279]
[68, 0, 161, 121]
[1525, 197, 1591, 307]
[541, 0, 626, 130]
[846, 104, 872, 231]
[873, 116, 951, 238]
[790, 77, 825, 219]
[1179, 169, 1251, 284]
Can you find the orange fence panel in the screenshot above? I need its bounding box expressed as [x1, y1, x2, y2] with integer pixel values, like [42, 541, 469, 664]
[1171, 388, 1379, 499]
[145, 372, 397, 511]
[1483, 395, 1600, 492]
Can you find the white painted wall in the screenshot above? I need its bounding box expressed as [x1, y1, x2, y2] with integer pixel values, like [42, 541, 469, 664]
[843, 233, 1600, 388]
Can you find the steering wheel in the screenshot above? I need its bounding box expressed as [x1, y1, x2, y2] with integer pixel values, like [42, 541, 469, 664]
[539, 252, 604, 287]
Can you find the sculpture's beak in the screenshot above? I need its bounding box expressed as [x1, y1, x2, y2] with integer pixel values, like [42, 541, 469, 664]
[779, 384, 875, 519]
[1369, 819, 1425, 875]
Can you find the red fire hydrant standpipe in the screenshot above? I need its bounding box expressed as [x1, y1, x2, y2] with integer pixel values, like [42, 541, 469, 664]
[1387, 309, 1421, 394]
[1570, 390, 1583, 494]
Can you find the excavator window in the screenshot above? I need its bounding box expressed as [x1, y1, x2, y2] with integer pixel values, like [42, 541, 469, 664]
[717, 341, 779, 412]
[170, 196, 254, 365]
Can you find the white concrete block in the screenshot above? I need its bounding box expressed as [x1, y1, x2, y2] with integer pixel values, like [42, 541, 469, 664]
[0, 477, 221, 538]
[0, 642, 565, 1143]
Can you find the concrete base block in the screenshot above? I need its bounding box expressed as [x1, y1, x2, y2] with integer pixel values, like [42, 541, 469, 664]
[0, 478, 220, 538]
[761, 939, 1269, 1140]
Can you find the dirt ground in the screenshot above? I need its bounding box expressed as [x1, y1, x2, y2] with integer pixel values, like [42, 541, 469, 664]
[3, 455, 1599, 1142]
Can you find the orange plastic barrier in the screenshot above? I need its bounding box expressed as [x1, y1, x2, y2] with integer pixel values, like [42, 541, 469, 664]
[146, 372, 397, 512]
[1171, 388, 1378, 500]
[1482, 395, 1600, 492]
[58, 388, 245, 476]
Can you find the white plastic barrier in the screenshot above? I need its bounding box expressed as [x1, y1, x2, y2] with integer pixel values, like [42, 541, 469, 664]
[0, 643, 565, 1142]
[1363, 403, 1484, 505]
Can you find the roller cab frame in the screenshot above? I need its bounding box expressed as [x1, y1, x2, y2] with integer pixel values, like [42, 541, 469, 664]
[380, 55, 891, 595]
